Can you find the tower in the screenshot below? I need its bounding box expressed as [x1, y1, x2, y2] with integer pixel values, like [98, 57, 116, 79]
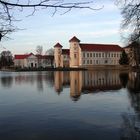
[69, 36, 80, 67]
[54, 43, 63, 67]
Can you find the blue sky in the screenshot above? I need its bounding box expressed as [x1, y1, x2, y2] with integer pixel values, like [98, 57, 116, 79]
[0, 0, 124, 54]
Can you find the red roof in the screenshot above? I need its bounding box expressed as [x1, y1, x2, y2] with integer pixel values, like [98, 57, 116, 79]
[80, 44, 122, 52]
[69, 36, 80, 42]
[54, 43, 63, 48]
[15, 53, 54, 60]
[62, 49, 70, 55]
[14, 53, 33, 59]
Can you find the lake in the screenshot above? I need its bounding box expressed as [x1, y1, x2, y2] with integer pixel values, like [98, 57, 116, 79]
[0, 70, 140, 140]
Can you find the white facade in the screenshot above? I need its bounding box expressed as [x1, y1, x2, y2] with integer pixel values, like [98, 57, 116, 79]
[54, 36, 123, 68]
[82, 51, 121, 66]
[14, 53, 54, 68]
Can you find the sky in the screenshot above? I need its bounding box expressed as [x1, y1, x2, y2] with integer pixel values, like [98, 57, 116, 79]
[0, 0, 124, 55]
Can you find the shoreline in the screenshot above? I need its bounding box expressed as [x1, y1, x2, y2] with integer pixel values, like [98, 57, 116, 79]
[0, 67, 87, 72]
[0, 65, 139, 72]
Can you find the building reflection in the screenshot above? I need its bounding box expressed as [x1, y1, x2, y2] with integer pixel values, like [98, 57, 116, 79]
[70, 71, 82, 101]
[0, 72, 54, 91]
[54, 70, 122, 101]
[82, 70, 122, 93]
[15, 72, 54, 92]
[54, 71, 70, 94]
[119, 72, 129, 88]
[128, 72, 140, 93]
[54, 71, 63, 93]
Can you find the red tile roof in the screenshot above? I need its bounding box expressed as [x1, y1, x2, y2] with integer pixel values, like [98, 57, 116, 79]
[80, 44, 122, 52]
[15, 53, 54, 60]
[62, 49, 70, 55]
[69, 36, 80, 42]
[14, 53, 33, 59]
[54, 43, 63, 48]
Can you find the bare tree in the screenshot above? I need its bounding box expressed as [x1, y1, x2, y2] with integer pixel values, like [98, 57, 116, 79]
[0, 0, 98, 41]
[0, 50, 13, 68]
[36, 45, 43, 55]
[45, 48, 54, 55]
[116, 0, 140, 42]
[36, 45, 43, 67]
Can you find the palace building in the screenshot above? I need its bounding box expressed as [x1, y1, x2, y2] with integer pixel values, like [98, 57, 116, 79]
[14, 53, 54, 68]
[54, 36, 123, 68]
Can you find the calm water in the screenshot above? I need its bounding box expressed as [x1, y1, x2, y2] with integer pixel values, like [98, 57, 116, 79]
[0, 70, 140, 140]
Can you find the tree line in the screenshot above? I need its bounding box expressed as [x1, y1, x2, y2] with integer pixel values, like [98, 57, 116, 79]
[0, 0, 139, 67]
[0, 50, 13, 68]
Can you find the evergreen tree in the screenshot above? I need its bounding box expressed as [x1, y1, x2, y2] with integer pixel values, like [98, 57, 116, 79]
[119, 50, 129, 65]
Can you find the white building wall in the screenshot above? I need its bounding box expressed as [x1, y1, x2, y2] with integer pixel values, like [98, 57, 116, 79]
[82, 51, 121, 66]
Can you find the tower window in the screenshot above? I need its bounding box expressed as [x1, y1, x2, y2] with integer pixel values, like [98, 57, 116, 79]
[74, 54, 77, 58]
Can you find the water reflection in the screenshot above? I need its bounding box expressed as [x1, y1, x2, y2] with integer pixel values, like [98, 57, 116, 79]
[82, 70, 122, 92]
[1, 70, 140, 99]
[0, 76, 13, 88]
[54, 70, 123, 101]
[119, 73, 129, 88]
[0, 72, 54, 91]
[121, 72, 140, 140]
[1, 70, 140, 140]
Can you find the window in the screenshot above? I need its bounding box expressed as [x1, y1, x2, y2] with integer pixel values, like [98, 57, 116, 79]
[112, 53, 113, 57]
[87, 60, 89, 64]
[99, 53, 101, 57]
[96, 53, 98, 57]
[90, 60, 92, 64]
[108, 53, 110, 57]
[87, 53, 89, 57]
[74, 54, 77, 58]
[114, 53, 116, 57]
[102, 53, 104, 57]
[105, 60, 108, 64]
[83, 53, 85, 58]
[96, 60, 98, 64]
[93, 53, 95, 57]
[90, 53, 92, 57]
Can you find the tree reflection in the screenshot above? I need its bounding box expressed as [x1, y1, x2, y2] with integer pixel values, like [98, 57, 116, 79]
[0, 76, 13, 88]
[37, 72, 43, 92]
[128, 72, 140, 111]
[119, 73, 129, 88]
[121, 113, 140, 140]
[121, 72, 140, 140]
[0, 72, 54, 92]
